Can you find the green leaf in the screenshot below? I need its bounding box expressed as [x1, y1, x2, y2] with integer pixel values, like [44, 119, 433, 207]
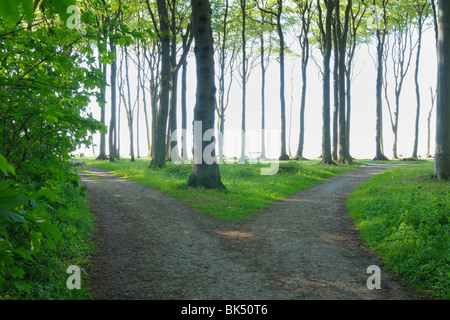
[0, 154, 15, 176]
[12, 247, 33, 260]
[0, 208, 26, 225]
[10, 267, 25, 279]
[0, 191, 27, 210]
[14, 281, 32, 293]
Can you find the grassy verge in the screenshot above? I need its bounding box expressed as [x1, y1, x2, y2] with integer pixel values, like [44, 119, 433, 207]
[86, 158, 356, 221]
[348, 161, 449, 299]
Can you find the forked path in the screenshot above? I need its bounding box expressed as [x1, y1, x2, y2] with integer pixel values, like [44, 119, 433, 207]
[79, 163, 422, 300]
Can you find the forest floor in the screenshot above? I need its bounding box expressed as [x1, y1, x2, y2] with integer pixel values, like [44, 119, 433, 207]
[78, 163, 423, 300]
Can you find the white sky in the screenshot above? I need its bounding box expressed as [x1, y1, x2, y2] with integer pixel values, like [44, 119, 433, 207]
[79, 27, 438, 161]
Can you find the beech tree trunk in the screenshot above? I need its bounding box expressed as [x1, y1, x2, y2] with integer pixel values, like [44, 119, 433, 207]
[434, 0, 450, 180]
[149, 0, 171, 169]
[109, 38, 117, 162]
[318, 0, 335, 165]
[187, 0, 225, 189]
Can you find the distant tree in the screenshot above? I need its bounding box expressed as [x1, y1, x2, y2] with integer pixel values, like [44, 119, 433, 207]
[316, 0, 336, 165]
[258, 0, 290, 161]
[365, 0, 389, 161]
[293, 0, 313, 160]
[411, 0, 431, 159]
[384, 3, 415, 159]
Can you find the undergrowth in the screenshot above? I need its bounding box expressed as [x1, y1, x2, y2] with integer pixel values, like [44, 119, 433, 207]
[348, 161, 449, 299]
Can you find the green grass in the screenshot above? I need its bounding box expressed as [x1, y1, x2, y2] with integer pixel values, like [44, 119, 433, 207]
[348, 161, 449, 299]
[86, 158, 356, 221]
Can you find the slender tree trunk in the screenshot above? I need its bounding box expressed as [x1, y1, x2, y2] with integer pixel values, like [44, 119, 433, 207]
[181, 59, 188, 161]
[412, 5, 427, 159]
[319, 0, 335, 165]
[217, 0, 229, 163]
[295, 0, 312, 160]
[332, 26, 339, 161]
[260, 35, 267, 160]
[240, 0, 246, 163]
[136, 41, 141, 159]
[109, 39, 117, 162]
[336, 0, 352, 164]
[141, 47, 151, 157]
[374, 27, 388, 160]
[149, 0, 171, 169]
[124, 45, 135, 162]
[434, 0, 450, 180]
[188, 0, 225, 189]
[277, 2, 289, 161]
[98, 59, 108, 160]
[427, 87, 436, 156]
[412, 27, 422, 159]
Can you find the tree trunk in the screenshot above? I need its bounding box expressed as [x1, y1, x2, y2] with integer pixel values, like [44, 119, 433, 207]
[124, 45, 135, 162]
[295, 1, 312, 160]
[149, 0, 171, 169]
[181, 59, 188, 161]
[412, 28, 422, 159]
[427, 87, 436, 156]
[240, 0, 246, 163]
[336, 0, 352, 164]
[277, 2, 289, 161]
[374, 26, 388, 160]
[260, 34, 267, 160]
[109, 39, 117, 163]
[412, 6, 426, 159]
[319, 0, 335, 165]
[187, 0, 225, 189]
[332, 25, 339, 161]
[98, 60, 108, 160]
[434, 0, 450, 180]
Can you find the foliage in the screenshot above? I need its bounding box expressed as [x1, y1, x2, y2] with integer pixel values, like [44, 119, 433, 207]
[87, 158, 355, 221]
[348, 161, 449, 299]
[0, 1, 104, 298]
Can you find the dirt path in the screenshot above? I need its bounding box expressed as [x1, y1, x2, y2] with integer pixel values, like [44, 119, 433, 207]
[79, 163, 422, 300]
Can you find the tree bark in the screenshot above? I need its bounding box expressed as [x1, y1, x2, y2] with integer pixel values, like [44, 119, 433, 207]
[336, 0, 352, 164]
[373, 0, 388, 161]
[277, 1, 289, 161]
[109, 39, 117, 162]
[188, 0, 225, 189]
[240, 0, 247, 163]
[434, 0, 450, 180]
[149, 0, 171, 169]
[318, 0, 335, 165]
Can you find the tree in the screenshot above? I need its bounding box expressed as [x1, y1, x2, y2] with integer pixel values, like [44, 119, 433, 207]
[148, 0, 171, 169]
[384, 4, 415, 159]
[370, 0, 389, 161]
[187, 0, 225, 189]
[167, 0, 193, 162]
[316, 0, 336, 165]
[293, 0, 313, 160]
[212, 0, 238, 163]
[258, 0, 290, 161]
[345, 1, 367, 155]
[411, 0, 431, 159]
[335, 0, 353, 164]
[434, 0, 450, 180]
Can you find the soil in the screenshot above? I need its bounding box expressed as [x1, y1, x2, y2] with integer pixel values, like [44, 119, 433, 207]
[78, 163, 423, 300]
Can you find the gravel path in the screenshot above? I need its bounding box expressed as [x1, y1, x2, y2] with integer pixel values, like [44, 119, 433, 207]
[79, 163, 422, 300]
